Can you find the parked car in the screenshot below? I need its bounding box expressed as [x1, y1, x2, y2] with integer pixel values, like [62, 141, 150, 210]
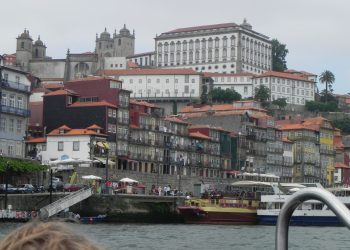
[17, 184, 35, 193]
[33, 184, 45, 193]
[0, 184, 17, 193]
[47, 177, 64, 192]
[63, 184, 84, 192]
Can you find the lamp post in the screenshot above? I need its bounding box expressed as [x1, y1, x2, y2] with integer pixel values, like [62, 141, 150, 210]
[178, 156, 184, 195]
[4, 161, 9, 210]
[49, 168, 53, 203]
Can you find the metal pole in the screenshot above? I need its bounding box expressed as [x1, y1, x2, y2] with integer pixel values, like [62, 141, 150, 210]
[275, 188, 350, 250]
[105, 149, 109, 194]
[49, 168, 53, 203]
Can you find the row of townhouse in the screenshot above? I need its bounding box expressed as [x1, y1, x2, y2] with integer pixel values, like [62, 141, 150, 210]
[179, 102, 337, 185]
[27, 76, 233, 183]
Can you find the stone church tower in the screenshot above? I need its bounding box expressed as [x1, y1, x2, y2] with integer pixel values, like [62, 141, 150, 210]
[32, 36, 46, 59]
[16, 29, 33, 71]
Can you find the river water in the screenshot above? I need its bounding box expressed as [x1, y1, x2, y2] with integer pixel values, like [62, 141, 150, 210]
[1, 223, 350, 250]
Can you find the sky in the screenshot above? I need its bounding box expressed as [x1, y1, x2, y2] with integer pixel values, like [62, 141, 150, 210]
[1, 0, 349, 93]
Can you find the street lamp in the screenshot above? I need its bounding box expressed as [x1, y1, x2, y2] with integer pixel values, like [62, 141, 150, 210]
[178, 155, 185, 195]
[4, 161, 9, 210]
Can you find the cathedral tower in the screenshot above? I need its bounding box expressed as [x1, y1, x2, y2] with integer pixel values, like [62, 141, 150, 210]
[16, 29, 33, 71]
[113, 24, 135, 57]
[32, 36, 46, 59]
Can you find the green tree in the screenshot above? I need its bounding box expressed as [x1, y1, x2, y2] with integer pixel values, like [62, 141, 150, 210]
[271, 39, 289, 72]
[333, 118, 350, 134]
[0, 157, 46, 173]
[209, 88, 241, 103]
[319, 70, 335, 103]
[200, 85, 209, 104]
[254, 85, 270, 104]
[272, 98, 287, 109]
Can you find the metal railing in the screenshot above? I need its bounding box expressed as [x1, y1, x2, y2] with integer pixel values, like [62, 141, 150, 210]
[275, 187, 350, 250]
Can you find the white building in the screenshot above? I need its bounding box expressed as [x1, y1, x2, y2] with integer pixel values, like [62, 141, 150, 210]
[98, 68, 203, 100]
[127, 52, 155, 68]
[41, 125, 107, 166]
[155, 19, 272, 74]
[0, 65, 32, 157]
[253, 71, 316, 105]
[203, 72, 255, 99]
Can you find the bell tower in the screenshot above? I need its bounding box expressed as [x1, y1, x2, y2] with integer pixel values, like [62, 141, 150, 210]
[16, 29, 33, 71]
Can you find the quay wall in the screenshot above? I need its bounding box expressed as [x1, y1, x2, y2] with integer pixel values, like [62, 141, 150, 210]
[0, 193, 185, 223]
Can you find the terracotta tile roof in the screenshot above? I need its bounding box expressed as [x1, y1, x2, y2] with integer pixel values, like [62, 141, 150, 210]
[335, 162, 350, 169]
[181, 110, 247, 119]
[180, 104, 266, 114]
[65, 76, 120, 83]
[277, 123, 317, 131]
[43, 83, 64, 89]
[97, 68, 201, 76]
[48, 128, 106, 137]
[255, 71, 313, 82]
[69, 101, 117, 108]
[189, 131, 211, 140]
[163, 22, 238, 34]
[302, 116, 328, 125]
[130, 99, 157, 108]
[58, 125, 72, 131]
[334, 135, 344, 150]
[164, 116, 189, 124]
[87, 124, 103, 130]
[130, 124, 139, 129]
[127, 60, 139, 68]
[26, 137, 47, 143]
[43, 89, 79, 97]
[189, 125, 229, 132]
[202, 72, 256, 78]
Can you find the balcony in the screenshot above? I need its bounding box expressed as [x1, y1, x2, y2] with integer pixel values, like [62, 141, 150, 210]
[320, 148, 335, 155]
[1, 105, 30, 117]
[1, 80, 31, 93]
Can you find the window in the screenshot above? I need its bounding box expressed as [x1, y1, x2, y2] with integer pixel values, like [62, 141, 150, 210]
[58, 142, 64, 151]
[185, 75, 189, 83]
[189, 40, 194, 50]
[73, 141, 80, 151]
[113, 110, 117, 118]
[191, 79, 195, 83]
[182, 41, 187, 51]
[1, 94, 7, 106]
[138, 79, 142, 84]
[21, 42, 24, 49]
[108, 109, 113, 117]
[215, 49, 219, 59]
[9, 95, 15, 107]
[9, 119, 14, 132]
[0, 118, 5, 132]
[222, 48, 227, 59]
[129, 79, 133, 84]
[15, 76, 20, 83]
[184, 85, 189, 93]
[147, 79, 151, 83]
[166, 79, 169, 83]
[244, 86, 248, 94]
[175, 79, 178, 83]
[156, 79, 160, 83]
[215, 38, 219, 48]
[223, 37, 227, 47]
[16, 119, 22, 134]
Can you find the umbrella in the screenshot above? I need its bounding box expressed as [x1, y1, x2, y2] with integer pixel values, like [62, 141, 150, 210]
[119, 177, 138, 183]
[82, 175, 102, 180]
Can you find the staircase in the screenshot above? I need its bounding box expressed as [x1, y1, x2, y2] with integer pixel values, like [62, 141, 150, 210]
[39, 188, 92, 219]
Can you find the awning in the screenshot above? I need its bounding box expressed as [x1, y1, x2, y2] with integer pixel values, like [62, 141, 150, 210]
[96, 141, 110, 149]
[94, 157, 115, 166]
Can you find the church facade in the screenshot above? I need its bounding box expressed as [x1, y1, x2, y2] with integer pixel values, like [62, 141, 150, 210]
[14, 26, 135, 83]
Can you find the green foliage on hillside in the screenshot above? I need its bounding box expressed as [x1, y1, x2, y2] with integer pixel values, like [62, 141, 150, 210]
[209, 88, 241, 103]
[333, 118, 350, 134]
[0, 157, 46, 173]
[305, 100, 338, 112]
[272, 98, 287, 109]
[271, 39, 289, 72]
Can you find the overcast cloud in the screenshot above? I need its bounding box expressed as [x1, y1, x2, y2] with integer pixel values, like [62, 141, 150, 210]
[1, 0, 349, 93]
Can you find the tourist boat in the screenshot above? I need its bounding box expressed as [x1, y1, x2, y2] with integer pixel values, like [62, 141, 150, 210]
[257, 184, 350, 226]
[178, 177, 278, 225]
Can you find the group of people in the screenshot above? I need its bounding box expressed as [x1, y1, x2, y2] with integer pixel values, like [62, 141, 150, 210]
[149, 184, 181, 196]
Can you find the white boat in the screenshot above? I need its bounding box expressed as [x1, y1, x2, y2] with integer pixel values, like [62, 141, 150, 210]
[257, 184, 350, 226]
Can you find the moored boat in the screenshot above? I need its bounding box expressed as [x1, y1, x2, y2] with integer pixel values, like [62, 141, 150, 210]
[80, 214, 107, 224]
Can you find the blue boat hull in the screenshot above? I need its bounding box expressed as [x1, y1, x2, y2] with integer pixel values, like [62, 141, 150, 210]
[258, 215, 343, 226]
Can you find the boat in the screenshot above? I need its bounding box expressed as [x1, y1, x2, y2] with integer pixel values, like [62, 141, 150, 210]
[178, 179, 277, 224]
[257, 183, 350, 226]
[80, 214, 107, 224]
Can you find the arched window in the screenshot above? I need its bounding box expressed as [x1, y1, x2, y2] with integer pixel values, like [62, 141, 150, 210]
[189, 51, 193, 62]
[223, 36, 228, 47]
[118, 39, 121, 46]
[230, 35, 236, 47]
[164, 42, 169, 52]
[195, 39, 200, 50]
[189, 40, 194, 50]
[170, 42, 175, 52]
[21, 42, 24, 49]
[176, 41, 181, 51]
[215, 49, 219, 59]
[222, 48, 227, 59]
[74, 62, 89, 79]
[201, 39, 206, 49]
[182, 52, 187, 63]
[208, 38, 213, 48]
[195, 50, 199, 61]
[182, 41, 187, 51]
[158, 43, 163, 53]
[215, 37, 219, 48]
[246, 38, 250, 49]
[208, 50, 212, 60]
[35, 48, 39, 57]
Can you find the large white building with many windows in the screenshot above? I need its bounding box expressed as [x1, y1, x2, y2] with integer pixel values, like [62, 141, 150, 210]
[253, 71, 316, 105]
[154, 19, 272, 74]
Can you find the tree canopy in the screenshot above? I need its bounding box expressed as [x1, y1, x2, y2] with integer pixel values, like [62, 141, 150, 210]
[254, 85, 270, 104]
[209, 88, 241, 103]
[0, 157, 46, 173]
[319, 70, 335, 102]
[272, 98, 287, 109]
[333, 118, 350, 134]
[271, 39, 289, 72]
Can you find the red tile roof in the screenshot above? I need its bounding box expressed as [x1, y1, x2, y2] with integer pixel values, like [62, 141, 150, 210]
[130, 99, 157, 108]
[189, 125, 229, 132]
[87, 124, 103, 130]
[127, 60, 139, 68]
[26, 137, 47, 143]
[180, 103, 266, 114]
[202, 72, 256, 78]
[98, 68, 201, 76]
[164, 116, 189, 124]
[66, 76, 120, 83]
[43, 89, 79, 97]
[69, 101, 117, 108]
[48, 128, 106, 137]
[43, 83, 64, 89]
[335, 162, 350, 169]
[255, 71, 313, 82]
[58, 125, 72, 131]
[164, 23, 238, 34]
[278, 123, 317, 131]
[189, 131, 211, 140]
